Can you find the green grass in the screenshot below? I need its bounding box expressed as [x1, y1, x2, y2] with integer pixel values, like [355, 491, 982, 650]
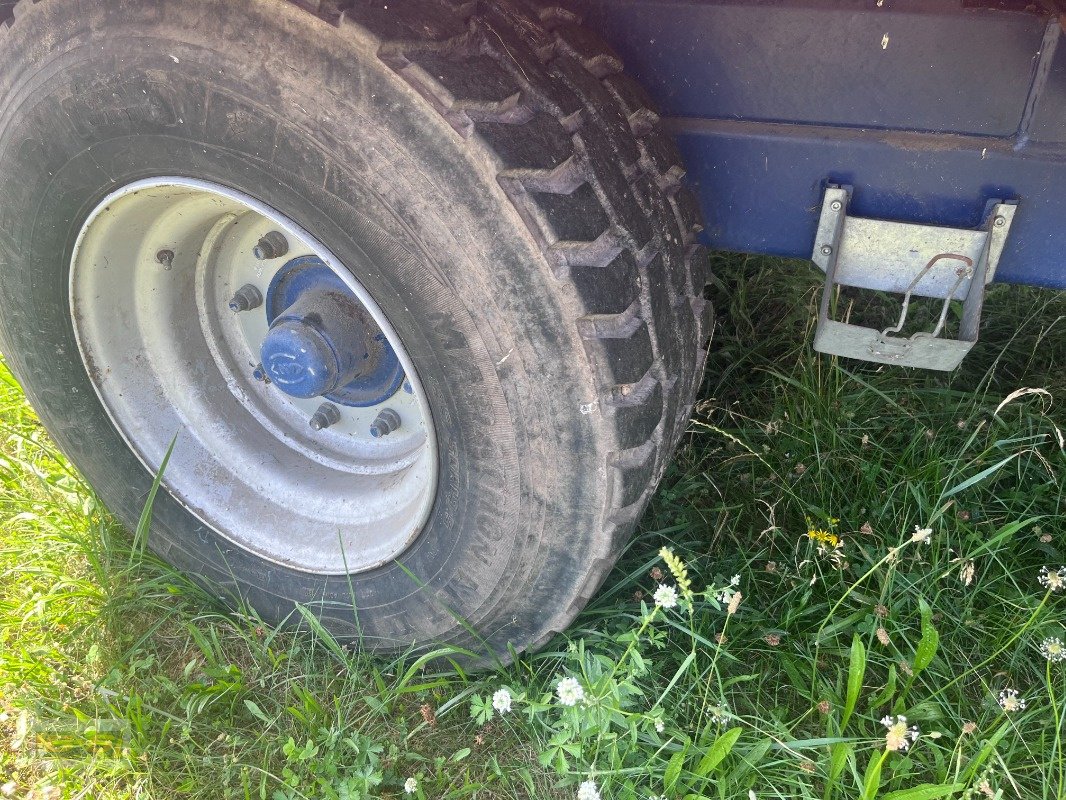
[2, 254, 1065, 799]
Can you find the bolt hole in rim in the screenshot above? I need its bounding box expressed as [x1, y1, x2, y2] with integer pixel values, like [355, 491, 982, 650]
[69, 178, 438, 574]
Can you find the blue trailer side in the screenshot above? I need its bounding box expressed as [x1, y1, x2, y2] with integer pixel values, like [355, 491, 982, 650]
[575, 0, 1066, 290]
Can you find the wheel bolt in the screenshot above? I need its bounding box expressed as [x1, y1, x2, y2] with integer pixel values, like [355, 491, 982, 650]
[156, 249, 175, 270]
[253, 231, 289, 260]
[369, 408, 401, 438]
[252, 364, 268, 383]
[309, 402, 341, 431]
[228, 283, 263, 312]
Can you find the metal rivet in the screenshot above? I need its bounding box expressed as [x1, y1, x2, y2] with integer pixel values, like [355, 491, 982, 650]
[820, 245, 833, 256]
[369, 408, 401, 438]
[156, 249, 175, 270]
[253, 231, 289, 260]
[830, 200, 842, 211]
[228, 283, 263, 312]
[252, 364, 268, 383]
[993, 215, 1006, 227]
[309, 402, 341, 431]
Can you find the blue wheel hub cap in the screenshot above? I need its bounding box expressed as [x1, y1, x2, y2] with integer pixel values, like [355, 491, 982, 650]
[261, 256, 405, 406]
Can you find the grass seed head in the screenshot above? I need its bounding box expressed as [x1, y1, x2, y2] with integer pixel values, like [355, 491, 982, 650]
[997, 688, 1026, 713]
[1040, 637, 1066, 662]
[882, 715, 919, 752]
[1038, 566, 1066, 592]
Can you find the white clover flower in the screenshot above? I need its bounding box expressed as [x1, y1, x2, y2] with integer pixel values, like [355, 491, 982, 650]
[492, 688, 512, 714]
[1038, 566, 1066, 593]
[653, 584, 678, 609]
[404, 777, 418, 794]
[730, 574, 741, 586]
[997, 688, 1026, 713]
[577, 780, 600, 800]
[1041, 637, 1066, 662]
[881, 715, 919, 752]
[911, 526, 933, 545]
[556, 676, 586, 706]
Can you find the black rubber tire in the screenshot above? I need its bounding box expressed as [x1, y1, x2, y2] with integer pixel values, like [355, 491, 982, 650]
[0, 0, 711, 659]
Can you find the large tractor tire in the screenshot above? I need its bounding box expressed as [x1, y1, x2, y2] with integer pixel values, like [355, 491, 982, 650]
[0, 0, 711, 659]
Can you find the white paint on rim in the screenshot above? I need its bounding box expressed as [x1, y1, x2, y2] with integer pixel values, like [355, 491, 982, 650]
[69, 178, 437, 574]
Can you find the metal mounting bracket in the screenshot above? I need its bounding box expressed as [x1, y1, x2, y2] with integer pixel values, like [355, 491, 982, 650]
[812, 186, 1017, 371]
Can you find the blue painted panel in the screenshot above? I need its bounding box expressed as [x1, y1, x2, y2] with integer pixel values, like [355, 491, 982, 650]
[1031, 30, 1066, 143]
[578, 0, 1046, 136]
[574, 1, 1066, 289]
[672, 119, 1066, 289]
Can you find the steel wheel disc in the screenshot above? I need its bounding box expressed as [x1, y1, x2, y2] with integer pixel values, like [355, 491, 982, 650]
[69, 178, 438, 574]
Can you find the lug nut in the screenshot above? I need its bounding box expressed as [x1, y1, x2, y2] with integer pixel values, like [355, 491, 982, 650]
[369, 408, 401, 438]
[820, 244, 833, 256]
[830, 200, 842, 211]
[228, 283, 263, 312]
[156, 249, 175, 270]
[309, 402, 341, 431]
[253, 230, 289, 260]
[993, 215, 1006, 227]
[252, 364, 268, 383]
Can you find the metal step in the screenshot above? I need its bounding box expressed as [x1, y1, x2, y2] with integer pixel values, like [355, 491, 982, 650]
[811, 185, 1017, 371]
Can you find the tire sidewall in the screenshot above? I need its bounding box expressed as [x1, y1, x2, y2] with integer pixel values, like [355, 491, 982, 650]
[0, 0, 607, 652]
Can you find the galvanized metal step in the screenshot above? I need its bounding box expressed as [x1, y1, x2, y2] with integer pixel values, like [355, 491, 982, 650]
[811, 185, 1017, 371]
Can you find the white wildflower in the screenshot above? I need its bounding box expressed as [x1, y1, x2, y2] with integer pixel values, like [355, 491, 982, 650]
[881, 715, 919, 752]
[492, 688, 512, 714]
[911, 525, 933, 545]
[1040, 636, 1066, 662]
[730, 574, 741, 586]
[1038, 566, 1066, 593]
[556, 676, 585, 706]
[654, 718, 665, 733]
[577, 780, 600, 800]
[997, 688, 1026, 713]
[707, 702, 731, 725]
[653, 584, 679, 609]
[404, 777, 418, 794]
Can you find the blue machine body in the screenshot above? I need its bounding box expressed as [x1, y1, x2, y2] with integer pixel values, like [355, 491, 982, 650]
[576, 0, 1066, 290]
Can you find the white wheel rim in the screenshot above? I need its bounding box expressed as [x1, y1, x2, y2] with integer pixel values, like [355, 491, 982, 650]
[69, 178, 438, 574]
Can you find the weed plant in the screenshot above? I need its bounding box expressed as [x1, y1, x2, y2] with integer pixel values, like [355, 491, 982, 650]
[1, 255, 1064, 799]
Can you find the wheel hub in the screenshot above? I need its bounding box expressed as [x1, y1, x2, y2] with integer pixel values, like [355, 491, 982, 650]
[261, 256, 405, 406]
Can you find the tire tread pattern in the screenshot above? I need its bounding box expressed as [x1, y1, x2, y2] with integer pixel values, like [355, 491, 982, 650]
[0, 0, 713, 651]
[294, 0, 712, 598]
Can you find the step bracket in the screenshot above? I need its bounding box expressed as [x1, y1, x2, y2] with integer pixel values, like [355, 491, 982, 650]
[812, 186, 1017, 371]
